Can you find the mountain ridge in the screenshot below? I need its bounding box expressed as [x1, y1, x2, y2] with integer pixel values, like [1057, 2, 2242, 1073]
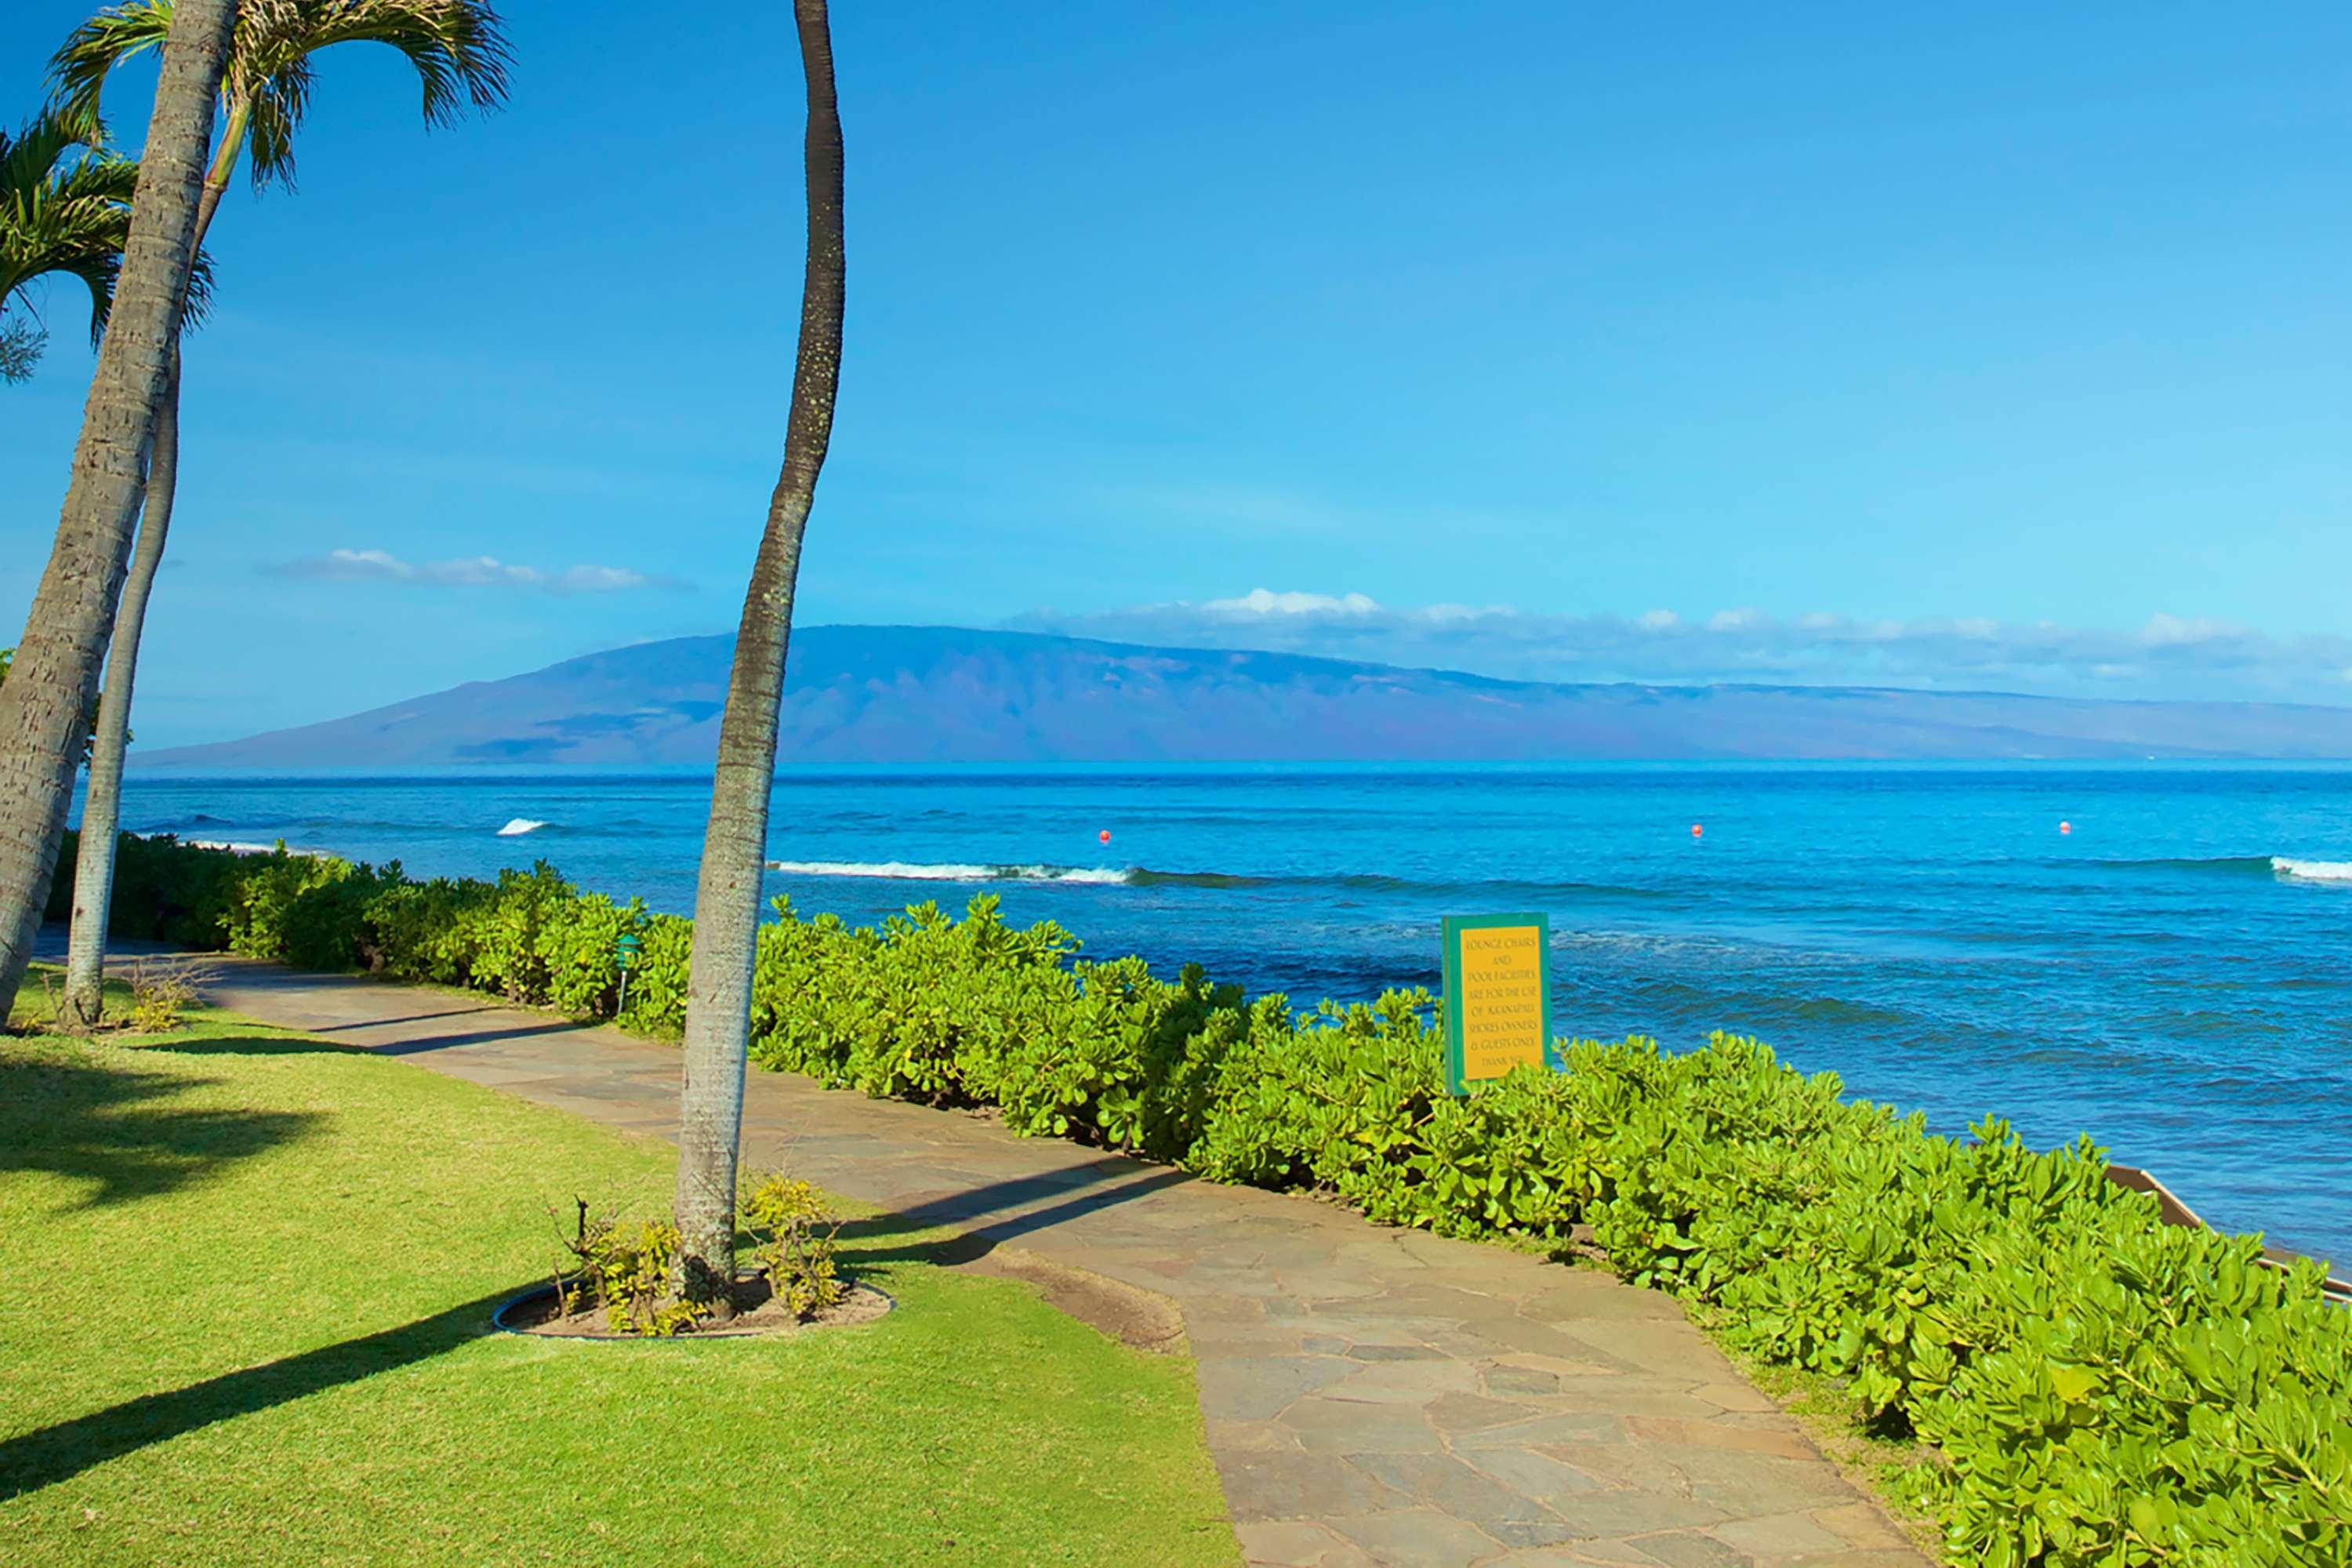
[138, 624, 2352, 767]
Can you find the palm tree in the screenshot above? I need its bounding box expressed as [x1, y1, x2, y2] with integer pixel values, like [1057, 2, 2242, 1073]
[5, 109, 215, 1029]
[0, 0, 233, 1024]
[673, 0, 845, 1312]
[49, 0, 510, 1027]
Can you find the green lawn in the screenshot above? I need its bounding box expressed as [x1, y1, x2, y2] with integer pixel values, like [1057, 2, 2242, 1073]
[0, 979, 1238, 1566]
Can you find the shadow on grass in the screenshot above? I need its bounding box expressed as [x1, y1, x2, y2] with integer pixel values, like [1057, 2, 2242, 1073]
[0, 1283, 528, 1500]
[1, 1045, 325, 1210]
[837, 1161, 1191, 1269]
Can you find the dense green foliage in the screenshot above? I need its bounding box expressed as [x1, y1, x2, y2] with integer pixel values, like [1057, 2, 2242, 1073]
[59, 833, 2352, 1565]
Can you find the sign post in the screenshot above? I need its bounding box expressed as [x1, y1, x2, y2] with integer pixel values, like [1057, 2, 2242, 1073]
[1441, 913, 1555, 1095]
[615, 931, 643, 1014]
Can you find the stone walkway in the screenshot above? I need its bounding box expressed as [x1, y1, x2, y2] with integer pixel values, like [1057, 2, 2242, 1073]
[54, 939, 1929, 1568]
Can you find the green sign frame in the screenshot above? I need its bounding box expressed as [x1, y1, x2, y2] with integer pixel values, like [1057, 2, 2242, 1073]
[1441, 912, 1556, 1096]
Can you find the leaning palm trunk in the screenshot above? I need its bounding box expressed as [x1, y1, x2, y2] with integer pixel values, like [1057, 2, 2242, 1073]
[0, 0, 231, 1023]
[61, 365, 180, 1027]
[673, 0, 844, 1310]
[59, 145, 240, 1030]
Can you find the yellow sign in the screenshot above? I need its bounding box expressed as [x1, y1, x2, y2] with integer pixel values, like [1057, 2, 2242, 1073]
[1442, 913, 1554, 1094]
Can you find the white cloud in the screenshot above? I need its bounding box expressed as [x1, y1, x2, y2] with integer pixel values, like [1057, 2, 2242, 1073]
[2140, 612, 2238, 648]
[277, 547, 675, 594]
[1201, 588, 1381, 616]
[1007, 593, 2352, 704]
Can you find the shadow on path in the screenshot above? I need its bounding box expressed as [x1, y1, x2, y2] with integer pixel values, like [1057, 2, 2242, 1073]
[370, 1021, 593, 1057]
[0, 1283, 528, 1500]
[308, 1008, 498, 1033]
[838, 1160, 1192, 1267]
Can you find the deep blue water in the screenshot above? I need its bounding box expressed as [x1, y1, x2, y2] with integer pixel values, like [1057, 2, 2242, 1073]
[98, 764, 2352, 1265]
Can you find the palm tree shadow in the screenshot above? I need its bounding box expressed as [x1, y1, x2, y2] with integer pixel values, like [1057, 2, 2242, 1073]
[0, 1283, 528, 1501]
[168, 1034, 367, 1058]
[834, 1163, 1191, 1269]
[2, 1043, 324, 1210]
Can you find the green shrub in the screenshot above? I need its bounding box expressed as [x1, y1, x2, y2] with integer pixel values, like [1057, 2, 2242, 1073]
[124, 958, 203, 1034]
[68, 833, 2352, 1563]
[558, 1206, 703, 1337]
[742, 1172, 844, 1319]
[617, 912, 692, 1035]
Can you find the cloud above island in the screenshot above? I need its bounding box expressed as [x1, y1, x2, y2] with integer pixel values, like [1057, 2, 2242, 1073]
[1008, 591, 2352, 704]
[274, 547, 679, 594]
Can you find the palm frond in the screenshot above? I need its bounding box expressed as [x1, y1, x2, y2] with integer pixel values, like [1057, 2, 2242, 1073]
[243, 55, 314, 188]
[2, 107, 214, 361]
[55, 1, 510, 194]
[2, 108, 135, 337]
[0, 104, 108, 203]
[236, 0, 511, 187]
[37, 147, 141, 210]
[48, 3, 175, 127]
[264, 0, 513, 125]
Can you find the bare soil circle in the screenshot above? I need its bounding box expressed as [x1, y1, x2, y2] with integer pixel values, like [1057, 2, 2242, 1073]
[495, 1276, 893, 1340]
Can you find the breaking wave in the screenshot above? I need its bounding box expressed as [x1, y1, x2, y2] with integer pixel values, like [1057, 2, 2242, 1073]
[764, 860, 1661, 899]
[497, 818, 550, 837]
[2089, 855, 2278, 875]
[2092, 854, 2352, 885]
[766, 859, 1128, 884]
[182, 839, 327, 858]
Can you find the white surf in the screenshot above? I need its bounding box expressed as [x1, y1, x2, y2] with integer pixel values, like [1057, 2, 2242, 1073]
[2273, 856, 2352, 884]
[766, 859, 1127, 885]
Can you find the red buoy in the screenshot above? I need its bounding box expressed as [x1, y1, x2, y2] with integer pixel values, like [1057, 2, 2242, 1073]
[2060, 821, 2072, 835]
[1099, 829, 1112, 844]
[1690, 823, 1704, 838]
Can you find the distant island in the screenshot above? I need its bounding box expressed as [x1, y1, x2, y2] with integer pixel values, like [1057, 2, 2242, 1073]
[137, 625, 2352, 768]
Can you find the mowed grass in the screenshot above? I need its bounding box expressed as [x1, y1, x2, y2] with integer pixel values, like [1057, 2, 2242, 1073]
[0, 977, 1238, 1566]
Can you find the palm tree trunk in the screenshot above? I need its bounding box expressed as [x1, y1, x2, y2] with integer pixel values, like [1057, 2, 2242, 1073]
[673, 0, 844, 1311]
[0, 0, 232, 1025]
[61, 362, 180, 1029]
[57, 129, 239, 1032]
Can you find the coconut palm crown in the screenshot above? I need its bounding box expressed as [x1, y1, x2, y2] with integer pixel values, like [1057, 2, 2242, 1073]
[52, 0, 511, 210]
[0, 105, 209, 383]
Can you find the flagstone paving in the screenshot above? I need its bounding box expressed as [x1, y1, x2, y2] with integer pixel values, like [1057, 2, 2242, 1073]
[54, 940, 1933, 1568]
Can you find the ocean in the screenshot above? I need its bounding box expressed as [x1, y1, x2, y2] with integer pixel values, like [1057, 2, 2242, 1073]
[100, 764, 2352, 1265]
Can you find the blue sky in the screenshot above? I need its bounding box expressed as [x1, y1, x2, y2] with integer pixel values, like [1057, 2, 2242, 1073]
[5, 2, 2350, 745]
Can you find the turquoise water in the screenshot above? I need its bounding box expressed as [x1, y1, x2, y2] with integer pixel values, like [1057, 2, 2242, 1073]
[103, 764, 2352, 1264]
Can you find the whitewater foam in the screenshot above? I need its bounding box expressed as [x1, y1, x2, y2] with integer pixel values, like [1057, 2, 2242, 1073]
[767, 859, 1129, 884]
[184, 838, 325, 858]
[2273, 857, 2352, 884]
[497, 818, 550, 837]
